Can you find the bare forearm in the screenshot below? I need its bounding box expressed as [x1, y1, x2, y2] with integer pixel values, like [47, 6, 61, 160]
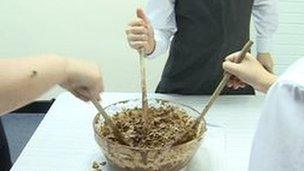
[0, 55, 66, 115]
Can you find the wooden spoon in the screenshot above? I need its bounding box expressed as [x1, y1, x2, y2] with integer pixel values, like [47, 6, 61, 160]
[91, 98, 128, 145]
[168, 40, 254, 147]
[139, 49, 149, 128]
[193, 40, 254, 131]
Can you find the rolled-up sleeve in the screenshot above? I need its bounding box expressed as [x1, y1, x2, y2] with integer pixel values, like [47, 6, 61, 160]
[252, 0, 279, 53]
[146, 0, 177, 59]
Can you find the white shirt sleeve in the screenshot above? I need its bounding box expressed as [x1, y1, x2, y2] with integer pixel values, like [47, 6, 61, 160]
[146, 0, 177, 59]
[252, 0, 279, 53]
[249, 58, 304, 171]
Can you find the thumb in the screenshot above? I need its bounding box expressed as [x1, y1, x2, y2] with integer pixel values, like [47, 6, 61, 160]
[137, 8, 150, 25]
[223, 61, 241, 76]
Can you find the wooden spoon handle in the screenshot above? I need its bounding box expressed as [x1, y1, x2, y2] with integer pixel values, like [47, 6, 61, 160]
[91, 98, 128, 145]
[139, 49, 149, 126]
[193, 40, 254, 129]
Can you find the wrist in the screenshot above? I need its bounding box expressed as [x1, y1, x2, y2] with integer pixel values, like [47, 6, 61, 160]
[258, 72, 277, 93]
[257, 52, 274, 73]
[257, 52, 271, 57]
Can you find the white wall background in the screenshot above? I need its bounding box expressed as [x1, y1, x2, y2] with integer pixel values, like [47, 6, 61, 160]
[0, 0, 303, 100]
[272, 0, 304, 75]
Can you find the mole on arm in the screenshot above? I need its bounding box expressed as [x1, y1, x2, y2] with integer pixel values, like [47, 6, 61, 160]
[30, 70, 38, 78]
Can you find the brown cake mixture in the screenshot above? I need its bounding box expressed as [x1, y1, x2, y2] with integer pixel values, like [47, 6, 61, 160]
[98, 106, 198, 148]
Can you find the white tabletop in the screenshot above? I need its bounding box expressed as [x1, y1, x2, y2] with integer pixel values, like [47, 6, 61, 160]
[11, 92, 265, 171]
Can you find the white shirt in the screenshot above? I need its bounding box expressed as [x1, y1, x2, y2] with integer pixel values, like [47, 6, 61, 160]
[147, 0, 279, 58]
[249, 58, 304, 171]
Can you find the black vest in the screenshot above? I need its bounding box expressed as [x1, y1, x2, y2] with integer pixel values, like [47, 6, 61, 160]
[156, 0, 255, 95]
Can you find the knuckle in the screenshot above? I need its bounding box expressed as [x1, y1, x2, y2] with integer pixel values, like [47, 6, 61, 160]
[136, 18, 143, 23]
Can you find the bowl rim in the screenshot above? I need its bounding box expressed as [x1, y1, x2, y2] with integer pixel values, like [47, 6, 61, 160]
[93, 98, 207, 151]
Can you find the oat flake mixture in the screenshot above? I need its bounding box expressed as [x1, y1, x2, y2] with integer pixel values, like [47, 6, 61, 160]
[98, 107, 197, 148]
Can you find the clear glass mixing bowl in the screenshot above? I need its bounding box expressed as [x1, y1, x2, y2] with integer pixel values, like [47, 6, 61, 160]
[93, 98, 207, 171]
